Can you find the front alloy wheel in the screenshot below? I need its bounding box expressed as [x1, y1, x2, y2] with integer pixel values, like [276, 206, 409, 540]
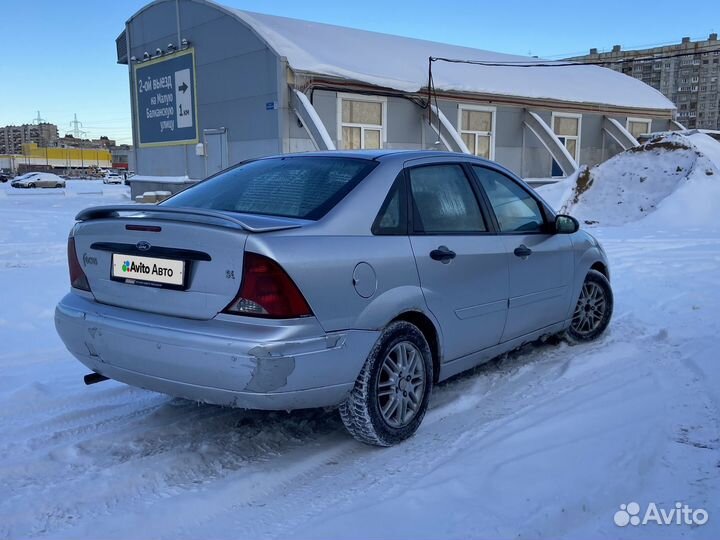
[567, 269, 613, 342]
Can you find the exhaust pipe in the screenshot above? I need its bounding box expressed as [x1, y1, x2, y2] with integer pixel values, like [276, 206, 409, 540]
[84, 372, 109, 385]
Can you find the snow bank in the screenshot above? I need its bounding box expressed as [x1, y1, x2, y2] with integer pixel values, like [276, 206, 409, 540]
[537, 132, 720, 227]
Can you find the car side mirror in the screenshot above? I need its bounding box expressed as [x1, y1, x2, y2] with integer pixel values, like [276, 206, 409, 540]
[555, 214, 579, 234]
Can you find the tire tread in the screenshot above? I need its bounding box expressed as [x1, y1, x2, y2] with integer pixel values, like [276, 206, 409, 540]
[339, 321, 432, 447]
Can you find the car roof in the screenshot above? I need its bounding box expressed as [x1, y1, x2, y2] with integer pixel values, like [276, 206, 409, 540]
[254, 149, 496, 166]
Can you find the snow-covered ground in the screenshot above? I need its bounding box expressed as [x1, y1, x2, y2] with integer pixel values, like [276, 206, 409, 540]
[1, 161, 719, 539]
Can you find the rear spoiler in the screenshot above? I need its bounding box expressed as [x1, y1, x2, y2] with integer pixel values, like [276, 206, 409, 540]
[75, 205, 308, 233]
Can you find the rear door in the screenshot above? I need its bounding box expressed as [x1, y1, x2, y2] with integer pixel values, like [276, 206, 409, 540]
[407, 162, 509, 362]
[470, 165, 574, 341]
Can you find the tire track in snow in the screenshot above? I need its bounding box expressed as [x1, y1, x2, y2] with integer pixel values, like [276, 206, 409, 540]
[0, 335, 563, 539]
[52, 322, 639, 540]
[167, 332, 645, 540]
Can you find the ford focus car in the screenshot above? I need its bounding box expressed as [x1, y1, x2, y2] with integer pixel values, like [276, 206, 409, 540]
[55, 151, 612, 446]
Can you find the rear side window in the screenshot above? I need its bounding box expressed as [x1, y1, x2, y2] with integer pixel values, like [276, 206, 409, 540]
[163, 157, 377, 220]
[472, 166, 545, 233]
[409, 164, 487, 233]
[372, 176, 407, 235]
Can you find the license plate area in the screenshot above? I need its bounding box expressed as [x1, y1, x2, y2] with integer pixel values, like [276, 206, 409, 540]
[111, 253, 187, 290]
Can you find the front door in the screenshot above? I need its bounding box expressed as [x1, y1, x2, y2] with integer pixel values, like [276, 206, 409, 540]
[407, 163, 509, 362]
[204, 128, 228, 177]
[471, 165, 574, 341]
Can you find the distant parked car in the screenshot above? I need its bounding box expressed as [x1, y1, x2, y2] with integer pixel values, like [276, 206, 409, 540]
[11, 172, 66, 189]
[103, 173, 124, 185]
[0, 173, 10, 183]
[55, 151, 613, 446]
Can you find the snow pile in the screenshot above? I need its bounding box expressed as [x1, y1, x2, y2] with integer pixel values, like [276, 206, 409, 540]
[538, 132, 720, 227]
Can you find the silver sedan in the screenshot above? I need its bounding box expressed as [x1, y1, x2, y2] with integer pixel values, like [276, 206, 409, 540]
[55, 151, 612, 446]
[11, 172, 66, 188]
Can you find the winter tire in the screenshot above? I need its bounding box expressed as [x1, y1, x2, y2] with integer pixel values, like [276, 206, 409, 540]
[339, 321, 433, 446]
[566, 269, 613, 342]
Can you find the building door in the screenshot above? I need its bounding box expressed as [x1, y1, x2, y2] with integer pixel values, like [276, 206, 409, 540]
[204, 128, 228, 177]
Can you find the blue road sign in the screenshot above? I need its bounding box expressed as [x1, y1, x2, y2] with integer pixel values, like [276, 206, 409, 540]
[134, 49, 198, 147]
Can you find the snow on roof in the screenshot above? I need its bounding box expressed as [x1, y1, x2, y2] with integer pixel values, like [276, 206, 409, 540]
[225, 5, 675, 112]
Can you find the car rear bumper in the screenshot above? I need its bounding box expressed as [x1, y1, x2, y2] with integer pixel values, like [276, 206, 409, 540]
[55, 293, 378, 410]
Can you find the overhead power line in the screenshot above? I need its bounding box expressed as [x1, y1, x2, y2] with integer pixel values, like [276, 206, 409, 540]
[430, 43, 720, 69]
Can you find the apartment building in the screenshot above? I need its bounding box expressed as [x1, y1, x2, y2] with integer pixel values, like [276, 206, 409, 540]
[567, 34, 720, 131]
[0, 123, 59, 154]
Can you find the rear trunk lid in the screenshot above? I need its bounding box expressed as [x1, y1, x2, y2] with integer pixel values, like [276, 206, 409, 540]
[71, 206, 308, 319]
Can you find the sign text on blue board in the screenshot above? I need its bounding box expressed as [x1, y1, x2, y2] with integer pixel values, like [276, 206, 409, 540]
[134, 49, 198, 147]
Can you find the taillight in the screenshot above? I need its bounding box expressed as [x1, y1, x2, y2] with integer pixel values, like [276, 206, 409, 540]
[67, 236, 91, 292]
[223, 252, 312, 318]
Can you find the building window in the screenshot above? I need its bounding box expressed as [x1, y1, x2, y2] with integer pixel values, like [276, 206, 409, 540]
[337, 94, 386, 150]
[458, 105, 496, 159]
[551, 112, 581, 163]
[627, 117, 652, 138]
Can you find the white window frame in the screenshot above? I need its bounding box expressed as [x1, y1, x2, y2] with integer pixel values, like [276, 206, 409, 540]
[550, 111, 582, 163]
[626, 117, 652, 138]
[336, 93, 387, 150]
[457, 104, 496, 160]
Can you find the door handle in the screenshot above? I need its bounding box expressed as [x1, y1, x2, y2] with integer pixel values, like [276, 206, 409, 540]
[513, 244, 532, 258]
[430, 246, 456, 263]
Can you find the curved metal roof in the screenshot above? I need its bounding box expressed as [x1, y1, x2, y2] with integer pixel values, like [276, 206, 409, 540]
[127, 0, 675, 112]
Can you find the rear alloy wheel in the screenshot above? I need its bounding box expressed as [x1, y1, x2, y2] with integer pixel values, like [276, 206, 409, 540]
[567, 269, 613, 342]
[339, 321, 433, 446]
[55, 183, 63, 188]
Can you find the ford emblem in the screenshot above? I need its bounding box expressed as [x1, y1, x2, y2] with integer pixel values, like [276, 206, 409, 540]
[136, 241, 151, 251]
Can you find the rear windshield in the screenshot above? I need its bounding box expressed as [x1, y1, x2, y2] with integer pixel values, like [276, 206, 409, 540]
[163, 156, 377, 220]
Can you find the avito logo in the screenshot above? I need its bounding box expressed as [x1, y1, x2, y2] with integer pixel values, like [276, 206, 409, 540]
[614, 501, 708, 527]
[122, 259, 174, 278]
